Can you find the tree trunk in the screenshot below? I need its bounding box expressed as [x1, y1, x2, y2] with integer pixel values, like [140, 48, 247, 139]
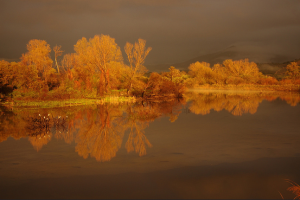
[55, 57, 59, 73]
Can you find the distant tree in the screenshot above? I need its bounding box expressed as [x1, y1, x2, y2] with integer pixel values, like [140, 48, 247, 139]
[162, 66, 181, 82]
[285, 62, 300, 80]
[188, 61, 216, 85]
[221, 59, 262, 83]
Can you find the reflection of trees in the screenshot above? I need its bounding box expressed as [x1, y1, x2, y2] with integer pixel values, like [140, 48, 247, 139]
[280, 93, 300, 106]
[2, 92, 298, 160]
[185, 92, 278, 116]
[0, 108, 54, 152]
[153, 99, 186, 122]
[124, 104, 157, 156]
[0, 107, 24, 142]
[187, 92, 266, 116]
[75, 105, 126, 162]
[28, 133, 52, 152]
[124, 99, 184, 156]
[126, 120, 152, 156]
[0, 107, 71, 151]
[25, 113, 67, 151]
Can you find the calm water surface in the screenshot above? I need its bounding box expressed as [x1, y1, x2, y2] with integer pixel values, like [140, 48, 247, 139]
[1, 91, 300, 199]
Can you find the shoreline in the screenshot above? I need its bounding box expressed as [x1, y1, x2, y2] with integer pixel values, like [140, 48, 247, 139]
[1, 86, 299, 108]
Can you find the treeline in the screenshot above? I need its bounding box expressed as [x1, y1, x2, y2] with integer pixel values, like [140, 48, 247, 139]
[186, 59, 300, 87]
[0, 35, 186, 100]
[0, 35, 300, 101]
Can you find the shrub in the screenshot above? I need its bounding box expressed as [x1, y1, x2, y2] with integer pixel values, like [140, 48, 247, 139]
[280, 79, 293, 85]
[258, 77, 278, 85]
[293, 79, 300, 85]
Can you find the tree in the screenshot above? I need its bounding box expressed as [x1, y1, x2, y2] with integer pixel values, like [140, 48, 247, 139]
[285, 62, 300, 80]
[124, 39, 152, 95]
[0, 61, 20, 96]
[188, 61, 216, 85]
[21, 39, 53, 79]
[222, 59, 262, 83]
[164, 66, 181, 82]
[53, 45, 64, 73]
[74, 35, 123, 95]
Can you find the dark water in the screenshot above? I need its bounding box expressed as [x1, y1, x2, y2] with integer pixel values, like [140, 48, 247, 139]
[1, 91, 300, 199]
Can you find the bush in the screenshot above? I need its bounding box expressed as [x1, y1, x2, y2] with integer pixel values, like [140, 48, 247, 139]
[258, 77, 278, 85]
[280, 79, 293, 85]
[293, 79, 300, 85]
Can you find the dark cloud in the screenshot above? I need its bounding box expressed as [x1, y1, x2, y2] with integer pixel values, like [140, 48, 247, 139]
[0, 0, 300, 66]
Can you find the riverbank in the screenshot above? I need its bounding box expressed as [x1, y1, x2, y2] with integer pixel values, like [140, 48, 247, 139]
[1, 96, 137, 108]
[2, 84, 300, 108]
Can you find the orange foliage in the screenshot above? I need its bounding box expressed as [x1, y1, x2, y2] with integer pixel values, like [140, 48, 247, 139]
[280, 79, 293, 85]
[285, 62, 300, 80]
[74, 35, 123, 95]
[258, 76, 278, 85]
[125, 39, 151, 94]
[188, 59, 264, 86]
[21, 39, 53, 79]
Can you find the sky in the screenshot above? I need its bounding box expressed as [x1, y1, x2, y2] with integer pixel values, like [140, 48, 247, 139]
[0, 0, 300, 66]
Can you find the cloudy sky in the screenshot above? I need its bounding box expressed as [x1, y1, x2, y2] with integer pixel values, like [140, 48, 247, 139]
[0, 0, 300, 65]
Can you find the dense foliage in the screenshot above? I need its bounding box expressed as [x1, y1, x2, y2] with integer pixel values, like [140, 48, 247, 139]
[0, 35, 299, 101]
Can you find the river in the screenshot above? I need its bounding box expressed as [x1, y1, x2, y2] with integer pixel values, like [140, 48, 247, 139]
[0, 91, 300, 199]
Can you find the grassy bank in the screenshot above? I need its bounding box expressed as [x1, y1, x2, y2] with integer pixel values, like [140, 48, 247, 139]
[2, 96, 136, 108]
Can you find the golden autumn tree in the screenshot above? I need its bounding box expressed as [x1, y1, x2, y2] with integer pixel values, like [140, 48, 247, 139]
[188, 61, 216, 85]
[221, 59, 262, 84]
[124, 39, 152, 95]
[0, 60, 21, 96]
[285, 62, 300, 80]
[74, 35, 123, 95]
[160, 66, 188, 97]
[21, 39, 53, 79]
[61, 53, 79, 82]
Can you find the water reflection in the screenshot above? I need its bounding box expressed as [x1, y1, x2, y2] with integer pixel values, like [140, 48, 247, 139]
[0, 91, 299, 161]
[185, 90, 300, 116]
[75, 105, 125, 162]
